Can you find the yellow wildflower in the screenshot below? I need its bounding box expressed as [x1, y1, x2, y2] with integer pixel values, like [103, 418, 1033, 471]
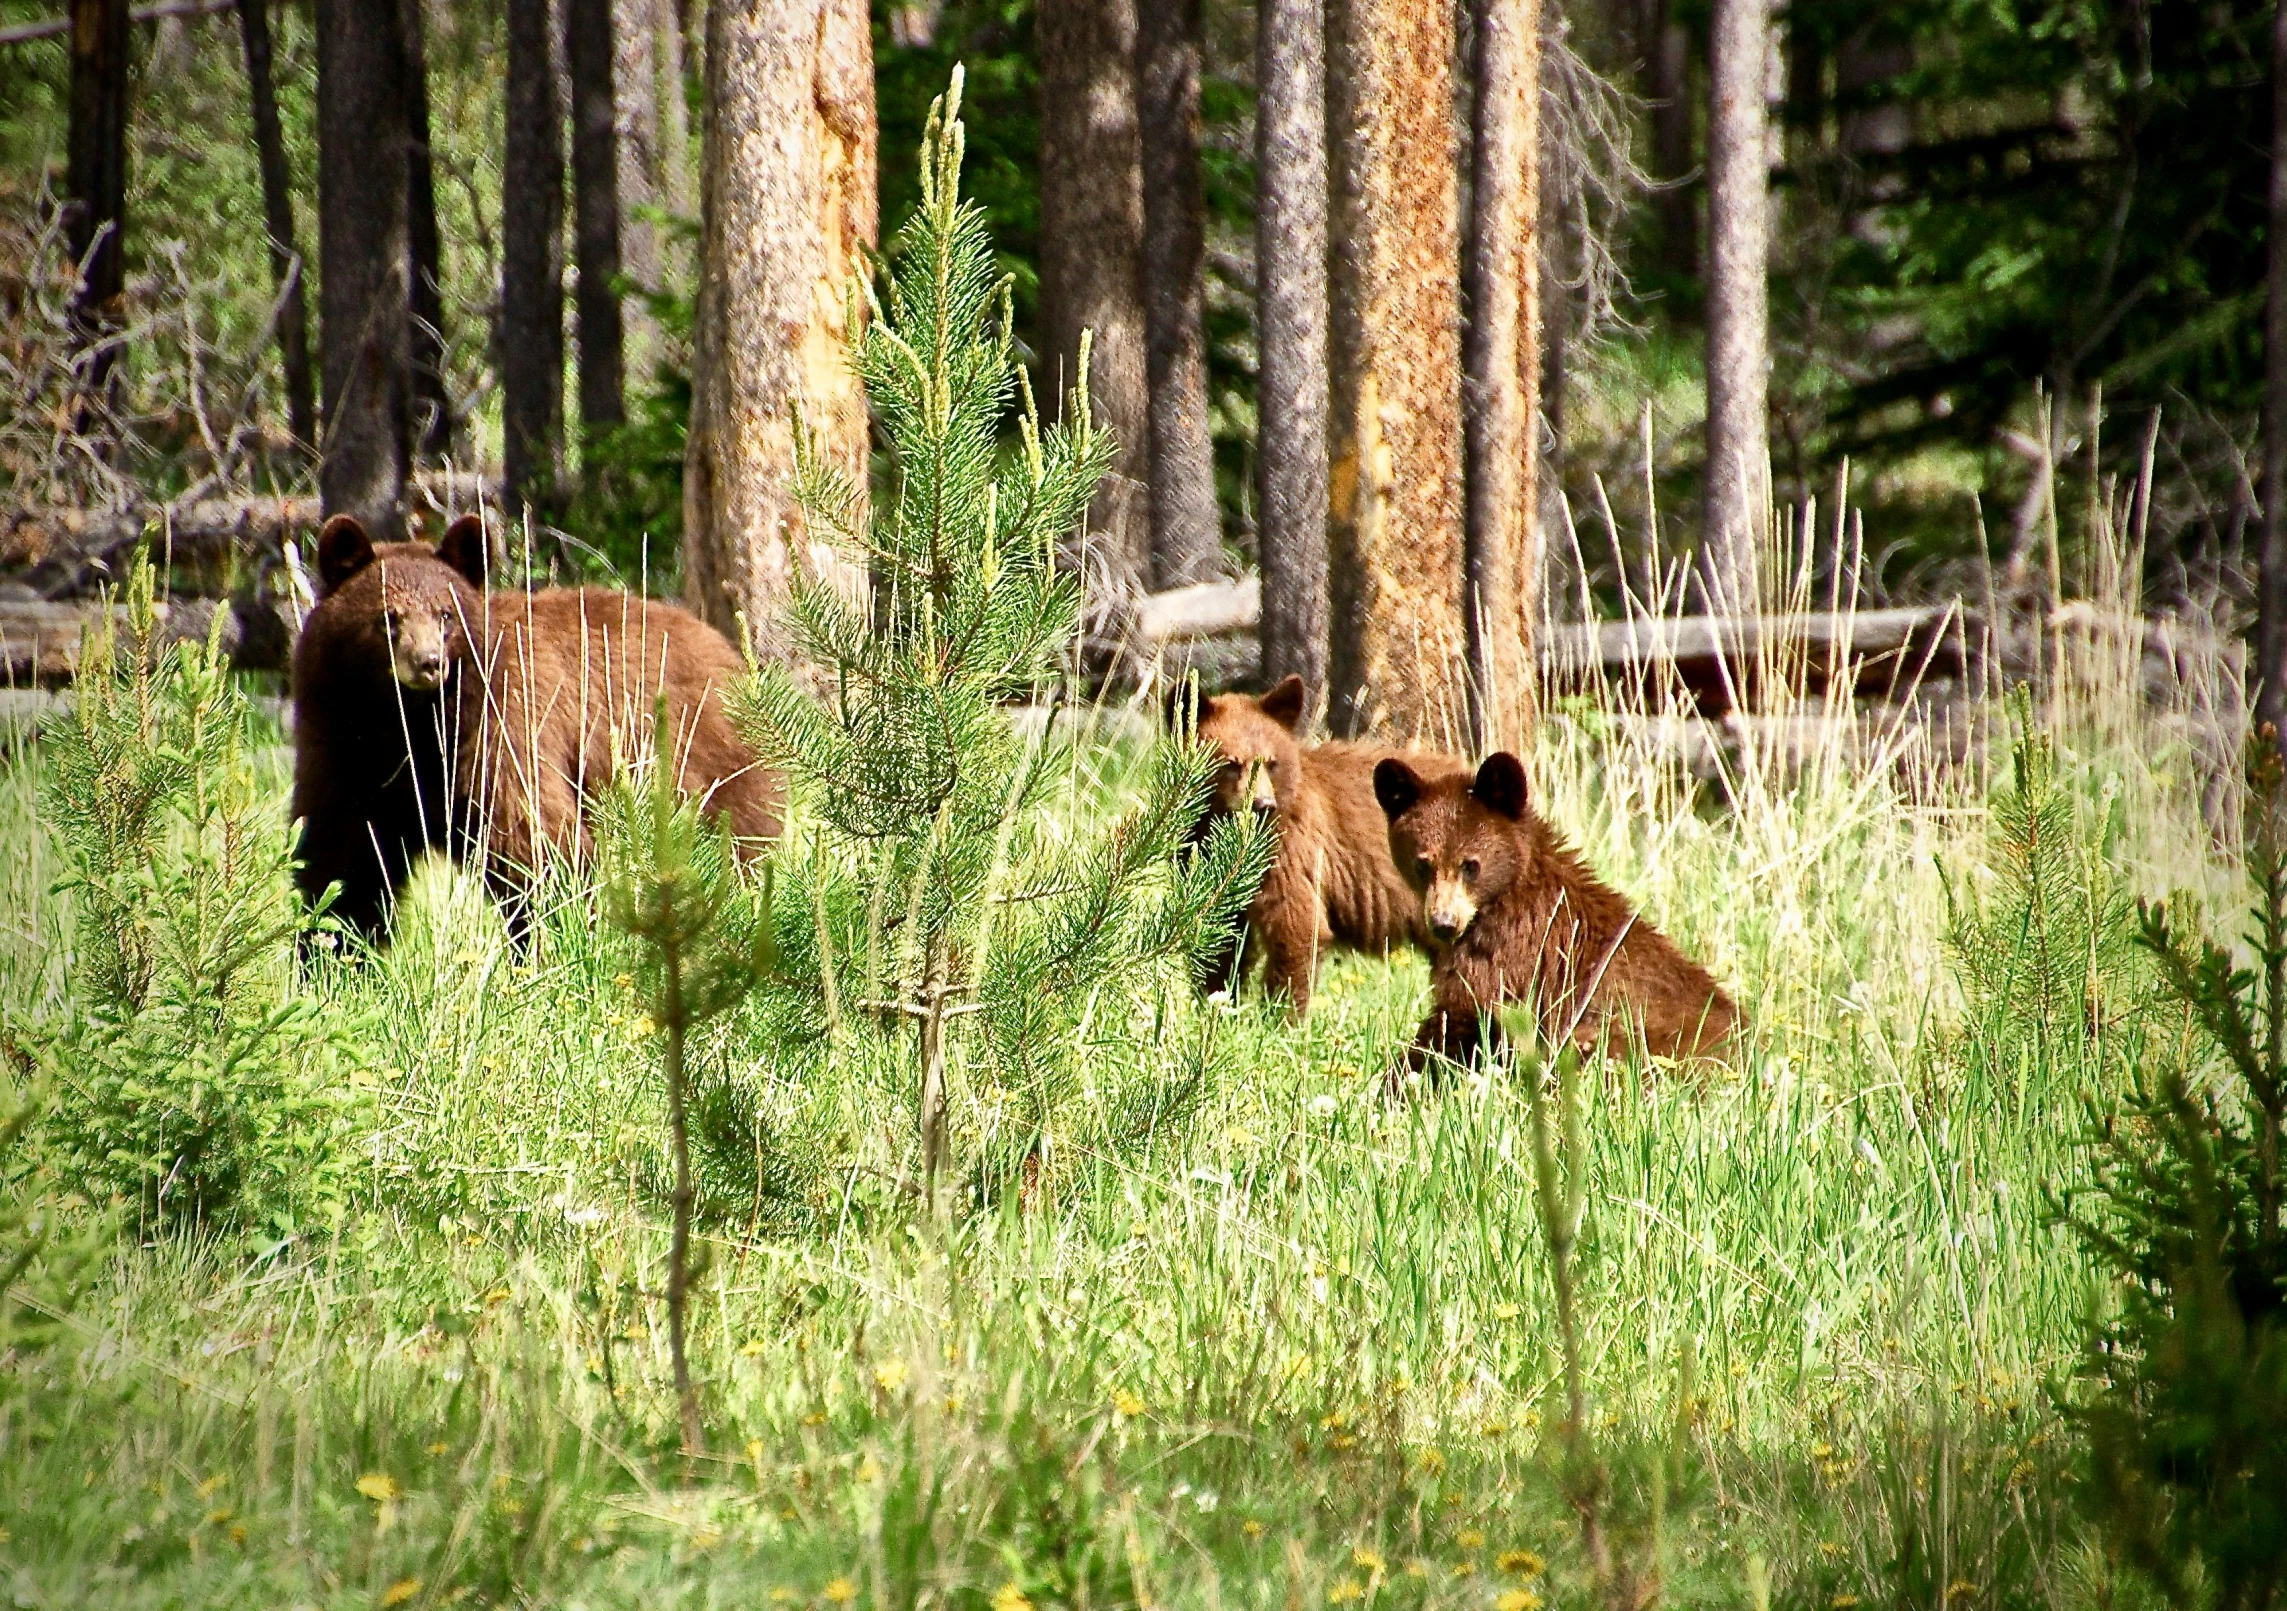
[1112, 1388, 1148, 1417]
[1242, 1519, 1266, 1539]
[1495, 1592, 1542, 1611]
[1496, 1550, 1545, 1577]
[823, 1578, 858, 1604]
[1451, 1562, 1478, 1579]
[1493, 1303, 1521, 1321]
[381, 1580, 423, 1608]
[195, 1475, 225, 1501]
[1458, 1529, 1486, 1550]
[355, 1474, 401, 1503]
[1831, 1597, 1860, 1609]
[1326, 1579, 1365, 1605]
[992, 1582, 1034, 1611]
[873, 1359, 909, 1393]
[1353, 1547, 1386, 1573]
[1946, 1582, 1978, 1601]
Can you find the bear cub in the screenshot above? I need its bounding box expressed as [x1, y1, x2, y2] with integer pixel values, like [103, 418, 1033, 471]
[1186, 674, 1452, 1015]
[290, 513, 781, 943]
[1374, 751, 1738, 1068]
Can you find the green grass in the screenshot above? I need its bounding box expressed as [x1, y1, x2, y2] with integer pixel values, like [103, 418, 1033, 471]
[0, 663, 2224, 1610]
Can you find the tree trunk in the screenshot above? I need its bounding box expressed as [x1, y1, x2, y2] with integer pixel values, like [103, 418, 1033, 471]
[1461, 0, 1542, 752]
[612, 0, 663, 372]
[568, 0, 627, 444]
[682, 0, 876, 653]
[1701, 0, 1768, 611]
[316, 0, 413, 539]
[235, 0, 315, 453]
[1325, 0, 1467, 741]
[501, 0, 565, 515]
[1037, 0, 1151, 593]
[66, 0, 130, 424]
[2260, 0, 2287, 745]
[401, 0, 452, 459]
[1134, 0, 1221, 589]
[1646, 0, 1693, 277]
[1253, 0, 1329, 705]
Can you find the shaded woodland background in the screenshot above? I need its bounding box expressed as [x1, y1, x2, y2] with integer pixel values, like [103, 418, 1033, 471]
[0, 0, 2278, 733]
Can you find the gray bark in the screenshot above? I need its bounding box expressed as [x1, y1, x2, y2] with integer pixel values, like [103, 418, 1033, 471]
[1701, 0, 1769, 610]
[612, 0, 662, 369]
[567, 0, 627, 436]
[1037, 0, 1152, 590]
[501, 0, 564, 513]
[235, 0, 315, 452]
[1134, 0, 1221, 588]
[316, 0, 413, 538]
[1253, 0, 1329, 703]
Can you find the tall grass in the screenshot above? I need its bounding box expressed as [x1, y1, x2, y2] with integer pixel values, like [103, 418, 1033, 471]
[0, 498, 2239, 1607]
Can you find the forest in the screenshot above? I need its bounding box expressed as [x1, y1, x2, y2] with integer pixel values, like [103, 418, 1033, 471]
[3, 0, 2286, 1606]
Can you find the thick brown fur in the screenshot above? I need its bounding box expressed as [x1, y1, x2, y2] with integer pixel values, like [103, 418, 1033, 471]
[1374, 751, 1739, 1070]
[290, 513, 782, 943]
[1185, 675, 1460, 1015]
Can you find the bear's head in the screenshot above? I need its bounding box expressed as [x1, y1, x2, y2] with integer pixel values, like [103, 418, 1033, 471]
[1373, 752, 1533, 944]
[313, 513, 490, 693]
[1179, 674, 1309, 819]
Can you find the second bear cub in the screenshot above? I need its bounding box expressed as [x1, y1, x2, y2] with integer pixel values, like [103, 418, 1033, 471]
[1188, 675, 1449, 1015]
[1374, 751, 1738, 1067]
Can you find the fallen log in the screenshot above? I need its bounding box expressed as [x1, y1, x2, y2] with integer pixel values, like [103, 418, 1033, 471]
[0, 596, 295, 687]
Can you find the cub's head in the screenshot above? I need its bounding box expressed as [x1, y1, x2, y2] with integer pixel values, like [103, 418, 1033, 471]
[1180, 674, 1309, 818]
[312, 513, 490, 693]
[1373, 752, 1534, 944]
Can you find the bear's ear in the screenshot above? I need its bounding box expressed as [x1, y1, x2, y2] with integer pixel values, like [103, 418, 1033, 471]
[1373, 758, 1422, 819]
[435, 515, 488, 588]
[1164, 674, 1211, 734]
[316, 515, 375, 593]
[1471, 752, 1530, 820]
[1258, 674, 1307, 733]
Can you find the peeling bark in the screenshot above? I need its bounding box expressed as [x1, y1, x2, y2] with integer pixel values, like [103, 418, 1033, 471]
[1702, 0, 1770, 610]
[682, 0, 876, 657]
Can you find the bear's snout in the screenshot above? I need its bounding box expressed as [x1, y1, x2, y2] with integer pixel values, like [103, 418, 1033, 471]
[1424, 879, 1477, 943]
[388, 618, 451, 691]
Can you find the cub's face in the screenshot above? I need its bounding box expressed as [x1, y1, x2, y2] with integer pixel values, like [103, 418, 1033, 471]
[1374, 753, 1533, 944]
[314, 514, 489, 693]
[1188, 674, 1309, 818]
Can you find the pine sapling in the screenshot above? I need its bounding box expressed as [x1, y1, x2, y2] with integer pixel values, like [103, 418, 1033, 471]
[598, 712, 778, 1459]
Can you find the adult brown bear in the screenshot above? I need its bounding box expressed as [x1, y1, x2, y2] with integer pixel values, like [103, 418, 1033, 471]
[1374, 751, 1738, 1071]
[289, 513, 780, 944]
[1184, 675, 1455, 1015]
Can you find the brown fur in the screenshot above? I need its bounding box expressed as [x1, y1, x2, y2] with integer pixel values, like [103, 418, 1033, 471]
[1187, 675, 1458, 1014]
[290, 513, 781, 943]
[1374, 751, 1739, 1069]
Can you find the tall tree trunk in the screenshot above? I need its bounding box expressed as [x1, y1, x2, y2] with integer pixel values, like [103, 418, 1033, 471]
[402, 0, 452, 459]
[682, 0, 876, 652]
[1325, 0, 1467, 741]
[1461, 0, 1542, 751]
[1253, 0, 1330, 703]
[502, 0, 565, 515]
[613, 0, 663, 373]
[316, 0, 413, 538]
[2259, 0, 2287, 744]
[568, 0, 627, 445]
[236, 0, 315, 454]
[1701, 0, 1768, 610]
[1037, 0, 1151, 593]
[1645, 0, 1693, 277]
[1134, 0, 1221, 588]
[66, 0, 130, 426]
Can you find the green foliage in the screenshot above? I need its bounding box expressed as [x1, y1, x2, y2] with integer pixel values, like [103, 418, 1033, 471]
[2061, 744, 2287, 1609]
[14, 560, 364, 1240]
[1944, 705, 2142, 1096]
[735, 74, 1269, 1199]
[0, 1070, 112, 1363]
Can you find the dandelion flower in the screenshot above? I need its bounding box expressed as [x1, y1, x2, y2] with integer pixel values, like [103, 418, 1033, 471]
[1451, 1563, 1477, 1579]
[1353, 1547, 1386, 1572]
[381, 1580, 423, 1607]
[1112, 1388, 1148, 1417]
[195, 1475, 225, 1501]
[1242, 1520, 1266, 1539]
[1496, 1551, 1544, 1577]
[1945, 1582, 1977, 1601]
[993, 1582, 1034, 1611]
[1830, 1597, 1860, 1610]
[1326, 1578, 1365, 1604]
[1495, 1592, 1542, 1611]
[1458, 1529, 1486, 1550]
[743, 1338, 770, 1357]
[873, 1360, 909, 1393]
[1493, 1303, 1520, 1321]
[823, 1577, 858, 1604]
[355, 1474, 401, 1503]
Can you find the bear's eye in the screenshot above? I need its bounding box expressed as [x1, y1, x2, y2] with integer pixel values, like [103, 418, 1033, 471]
[380, 608, 400, 634]
[1461, 858, 1480, 882]
[1414, 855, 1433, 881]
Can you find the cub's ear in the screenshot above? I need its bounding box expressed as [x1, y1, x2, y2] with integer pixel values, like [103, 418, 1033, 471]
[316, 515, 375, 593]
[1471, 752, 1529, 820]
[1373, 758, 1423, 820]
[1164, 674, 1211, 734]
[1258, 674, 1307, 733]
[435, 514, 488, 588]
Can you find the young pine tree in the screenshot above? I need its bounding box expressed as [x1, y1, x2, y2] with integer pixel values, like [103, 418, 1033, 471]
[735, 72, 1267, 1208]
